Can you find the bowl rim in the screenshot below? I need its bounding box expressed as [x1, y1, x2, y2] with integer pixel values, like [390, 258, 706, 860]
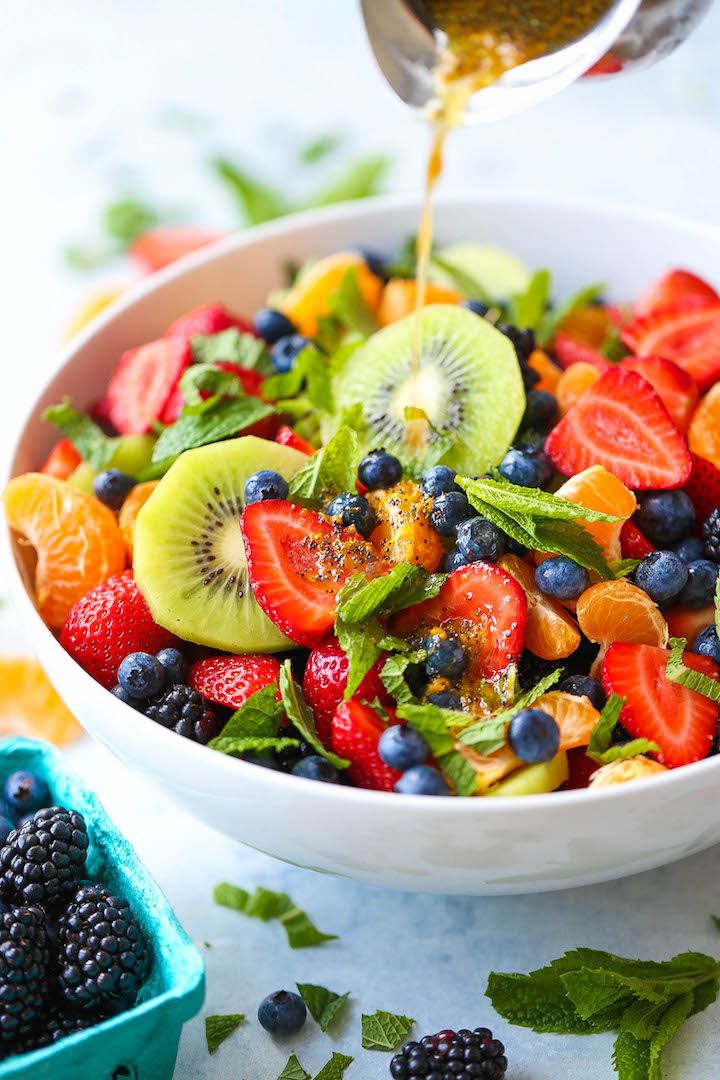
[4, 189, 720, 814]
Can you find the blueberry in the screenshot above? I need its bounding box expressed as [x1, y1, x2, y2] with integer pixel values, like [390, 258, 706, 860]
[535, 556, 590, 601]
[521, 363, 541, 391]
[356, 247, 388, 280]
[378, 725, 429, 770]
[508, 708, 560, 764]
[443, 547, 469, 572]
[155, 647, 188, 685]
[423, 634, 467, 679]
[672, 536, 706, 564]
[258, 990, 307, 1035]
[634, 490, 695, 546]
[253, 307, 296, 344]
[111, 684, 143, 710]
[117, 651, 166, 700]
[270, 333, 309, 374]
[421, 465, 459, 497]
[4, 770, 49, 814]
[499, 447, 552, 489]
[692, 626, 720, 664]
[558, 675, 606, 711]
[430, 491, 472, 536]
[675, 559, 719, 609]
[357, 449, 402, 490]
[326, 492, 375, 537]
[521, 390, 558, 433]
[244, 470, 289, 505]
[394, 765, 451, 796]
[499, 324, 536, 365]
[291, 755, 340, 783]
[426, 690, 463, 710]
[635, 550, 689, 603]
[463, 299, 490, 317]
[456, 516, 505, 563]
[243, 751, 279, 771]
[92, 469, 135, 510]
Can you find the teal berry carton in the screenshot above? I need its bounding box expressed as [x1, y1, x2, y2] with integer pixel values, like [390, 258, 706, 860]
[0, 737, 204, 1080]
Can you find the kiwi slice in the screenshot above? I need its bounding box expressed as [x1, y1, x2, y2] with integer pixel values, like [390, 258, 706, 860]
[332, 304, 525, 475]
[67, 434, 156, 493]
[132, 436, 307, 652]
[486, 752, 569, 797]
[432, 243, 531, 301]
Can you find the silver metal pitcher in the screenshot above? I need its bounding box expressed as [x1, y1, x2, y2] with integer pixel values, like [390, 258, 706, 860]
[360, 0, 714, 122]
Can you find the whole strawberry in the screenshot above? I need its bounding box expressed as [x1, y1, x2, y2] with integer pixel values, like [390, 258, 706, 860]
[303, 638, 390, 745]
[331, 699, 402, 792]
[60, 571, 177, 689]
[189, 654, 282, 709]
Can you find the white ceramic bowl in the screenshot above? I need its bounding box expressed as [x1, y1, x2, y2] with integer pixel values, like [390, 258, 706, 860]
[4, 193, 720, 895]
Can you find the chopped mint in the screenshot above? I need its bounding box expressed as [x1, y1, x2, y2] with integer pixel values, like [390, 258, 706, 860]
[436, 749, 479, 796]
[213, 883, 338, 948]
[396, 701, 465, 757]
[277, 1053, 311, 1080]
[666, 637, 720, 702]
[336, 564, 445, 624]
[288, 425, 358, 503]
[507, 269, 552, 330]
[279, 661, 349, 770]
[458, 669, 562, 750]
[327, 268, 377, 337]
[379, 652, 426, 706]
[296, 983, 350, 1033]
[191, 328, 270, 372]
[361, 1009, 415, 1051]
[179, 362, 243, 408]
[43, 399, 117, 470]
[536, 281, 605, 346]
[314, 1052, 354, 1079]
[610, 558, 641, 580]
[600, 327, 630, 363]
[335, 618, 408, 700]
[263, 344, 333, 412]
[150, 395, 275, 465]
[587, 693, 659, 765]
[205, 1013, 245, 1054]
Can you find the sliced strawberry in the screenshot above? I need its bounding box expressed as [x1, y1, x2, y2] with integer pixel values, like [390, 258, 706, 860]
[621, 355, 699, 433]
[242, 501, 387, 647]
[392, 562, 527, 678]
[129, 227, 225, 274]
[40, 439, 82, 480]
[622, 302, 720, 391]
[303, 638, 391, 745]
[633, 270, 719, 319]
[665, 605, 716, 643]
[189, 654, 282, 710]
[159, 361, 268, 425]
[163, 302, 255, 346]
[620, 520, 655, 560]
[553, 333, 612, 372]
[545, 368, 692, 490]
[601, 642, 720, 768]
[276, 425, 314, 456]
[684, 453, 720, 526]
[564, 748, 599, 789]
[331, 699, 401, 791]
[96, 337, 191, 435]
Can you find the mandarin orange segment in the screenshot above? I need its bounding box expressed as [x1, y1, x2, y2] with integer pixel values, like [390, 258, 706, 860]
[558, 305, 613, 347]
[377, 278, 464, 327]
[688, 383, 720, 469]
[533, 690, 600, 750]
[556, 362, 601, 416]
[455, 743, 520, 793]
[367, 479, 443, 571]
[576, 579, 668, 647]
[280, 253, 382, 337]
[499, 554, 581, 660]
[589, 756, 668, 788]
[118, 481, 159, 559]
[555, 465, 637, 562]
[3, 473, 126, 628]
[0, 656, 81, 745]
[527, 349, 561, 393]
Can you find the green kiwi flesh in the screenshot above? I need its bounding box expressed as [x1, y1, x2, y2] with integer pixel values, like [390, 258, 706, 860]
[132, 436, 307, 652]
[486, 752, 569, 796]
[432, 243, 531, 301]
[67, 434, 156, 493]
[332, 304, 525, 475]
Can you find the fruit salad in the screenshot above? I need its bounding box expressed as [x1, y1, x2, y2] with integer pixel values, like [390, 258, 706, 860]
[4, 245, 720, 797]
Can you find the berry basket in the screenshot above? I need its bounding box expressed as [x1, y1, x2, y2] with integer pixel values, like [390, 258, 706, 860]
[0, 737, 204, 1080]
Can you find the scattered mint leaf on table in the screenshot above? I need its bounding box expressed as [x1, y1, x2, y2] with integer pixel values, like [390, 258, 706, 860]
[666, 637, 720, 702]
[712, 915, 720, 932]
[279, 661, 349, 770]
[314, 1052, 354, 1079]
[536, 281, 605, 346]
[43, 399, 117, 469]
[277, 1053, 311, 1080]
[507, 269, 552, 330]
[288, 425, 358, 503]
[336, 564, 444, 624]
[361, 1009, 415, 1050]
[205, 1013, 245, 1054]
[296, 983, 350, 1033]
[213, 883, 337, 948]
[191, 328, 270, 371]
[104, 197, 159, 244]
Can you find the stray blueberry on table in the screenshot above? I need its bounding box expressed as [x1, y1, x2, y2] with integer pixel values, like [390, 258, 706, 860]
[421, 464, 459, 497]
[558, 675, 606, 712]
[535, 556, 590, 601]
[117, 652, 166, 700]
[4, 770, 49, 816]
[357, 449, 403, 491]
[521, 389, 558, 433]
[634, 490, 695, 546]
[634, 550, 688, 604]
[498, 446, 552, 489]
[92, 469, 136, 511]
[155, 647, 188, 685]
[395, 765, 451, 796]
[291, 755, 340, 783]
[258, 990, 307, 1036]
[270, 333, 309, 373]
[456, 515, 506, 563]
[378, 725, 429, 770]
[244, 470, 289, 505]
[326, 492, 375, 537]
[692, 626, 720, 664]
[676, 559, 719, 609]
[423, 634, 467, 679]
[430, 491, 472, 536]
[253, 307, 296, 344]
[508, 708, 560, 764]
[390, 1026, 507, 1079]
[703, 508, 720, 562]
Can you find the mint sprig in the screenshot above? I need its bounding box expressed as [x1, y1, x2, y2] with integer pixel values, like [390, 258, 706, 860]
[279, 661, 349, 769]
[43, 399, 117, 470]
[507, 268, 551, 330]
[336, 564, 445, 624]
[205, 1013, 245, 1054]
[191, 327, 270, 371]
[213, 883, 337, 948]
[587, 693, 660, 765]
[458, 669, 562, 750]
[178, 362, 243, 408]
[149, 395, 275, 468]
[263, 344, 334, 413]
[288, 425, 358, 503]
[361, 1009, 415, 1051]
[327, 268, 377, 338]
[666, 637, 720, 702]
[536, 281, 606, 346]
[208, 684, 299, 757]
[296, 983, 350, 1033]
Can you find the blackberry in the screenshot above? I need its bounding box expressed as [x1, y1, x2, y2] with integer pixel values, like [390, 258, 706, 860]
[703, 508, 720, 562]
[0, 808, 89, 905]
[145, 684, 221, 744]
[0, 904, 50, 1045]
[390, 1027, 507, 1079]
[57, 884, 148, 1015]
[499, 323, 536, 365]
[517, 651, 566, 691]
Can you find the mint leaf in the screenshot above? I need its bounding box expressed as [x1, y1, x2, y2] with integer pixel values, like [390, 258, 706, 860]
[437, 749, 479, 796]
[179, 362, 243, 407]
[587, 693, 625, 761]
[104, 197, 159, 245]
[613, 1030, 652, 1080]
[610, 558, 642, 580]
[210, 685, 283, 743]
[429, 255, 492, 303]
[666, 637, 720, 702]
[336, 618, 383, 700]
[151, 395, 275, 463]
[327, 268, 377, 337]
[537, 281, 605, 347]
[296, 983, 350, 1033]
[379, 652, 425, 706]
[361, 1009, 415, 1051]
[213, 883, 337, 948]
[298, 133, 342, 165]
[43, 399, 117, 469]
[191, 328, 269, 371]
[336, 564, 444, 624]
[712, 915, 720, 932]
[288, 425, 358, 503]
[395, 702, 461, 757]
[209, 735, 300, 757]
[263, 344, 333, 412]
[486, 969, 611, 1036]
[314, 1053, 354, 1080]
[213, 157, 290, 224]
[508, 269, 552, 330]
[307, 155, 390, 207]
[458, 669, 561, 749]
[205, 1013, 245, 1054]
[648, 992, 693, 1080]
[532, 519, 613, 579]
[277, 1053, 311, 1080]
[279, 661, 349, 769]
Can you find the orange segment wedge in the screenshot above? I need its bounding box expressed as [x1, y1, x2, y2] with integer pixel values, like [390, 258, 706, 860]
[556, 362, 601, 416]
[688, 383, 720, 469]
[558, 305, 613, 346]
[3, 473, 126, 628]
[555, 465, 637, 562]
[590, 757, 668, 788]
[0, 657, 81, 745]
[499, 554, 581, 660]
[527, 349, 561, 393]
[367, 480, 443, 572]
[533, 690, 600, 750]
[280, 253, 382, 337]
[576, 579, 668, 647]
[454, 744, 520, 793]
[119, 481, 159, 559]
[377, 278, 463, 327]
